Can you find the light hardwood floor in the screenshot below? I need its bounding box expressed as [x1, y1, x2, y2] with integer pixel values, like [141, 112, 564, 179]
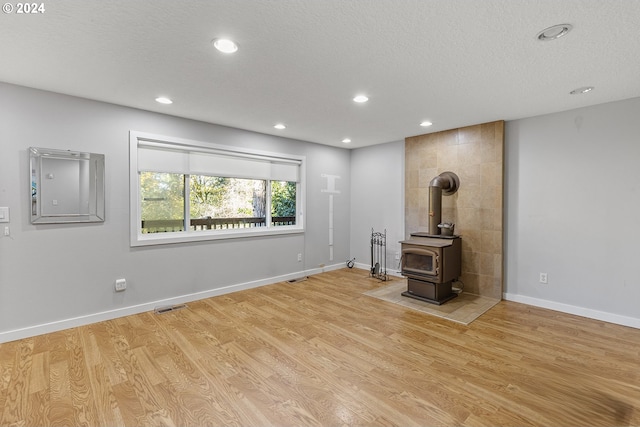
[1, 269, 639, 426]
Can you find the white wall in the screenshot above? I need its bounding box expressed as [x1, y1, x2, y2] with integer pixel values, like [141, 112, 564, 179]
[505, 97, 640, 327]
[0, 83, 351, 342]
[349, 140, 405, 275]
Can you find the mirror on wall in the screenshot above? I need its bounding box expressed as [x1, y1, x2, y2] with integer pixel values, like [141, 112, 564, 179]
[30, 147, 105, 224]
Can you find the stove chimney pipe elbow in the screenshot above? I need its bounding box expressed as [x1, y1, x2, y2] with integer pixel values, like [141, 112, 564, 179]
[429, 172, 459, 193]
[428, 171, 460, 235]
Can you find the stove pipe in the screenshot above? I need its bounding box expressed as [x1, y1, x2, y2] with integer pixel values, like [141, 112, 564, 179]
[428, 171, 460, 235]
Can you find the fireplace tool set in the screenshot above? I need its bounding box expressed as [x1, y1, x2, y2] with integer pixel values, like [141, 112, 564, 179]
[370, 228, 388, 281]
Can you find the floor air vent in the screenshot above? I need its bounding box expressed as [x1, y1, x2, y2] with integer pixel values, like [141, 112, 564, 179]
[154, 304, 187, 314]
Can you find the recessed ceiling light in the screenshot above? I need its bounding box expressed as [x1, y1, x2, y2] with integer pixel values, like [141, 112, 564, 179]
[570, 86, 594, 95]
[536, 24, 573, 41]
[274, 123, 286, 130]
[342, 138, 351, 143]
[155, 97, 173, 104]
[353, 95, 369, 103]
[420, 121, 433, 127]
[213, 38, 238, 53]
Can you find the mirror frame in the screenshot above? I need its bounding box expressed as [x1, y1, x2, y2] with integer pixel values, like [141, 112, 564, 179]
[30, 147, 105, 224]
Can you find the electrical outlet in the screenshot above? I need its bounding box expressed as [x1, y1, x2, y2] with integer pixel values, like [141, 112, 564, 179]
[395, 252, 400, 260]
[297, 253, 302, 262]
[115, 278, 127, 292]
[539, 273, 548, 284]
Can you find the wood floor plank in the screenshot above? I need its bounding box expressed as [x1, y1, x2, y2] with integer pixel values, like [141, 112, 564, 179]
[49, 360, 74, 427]
[2, 268, 640, 426]
[1, 339, 33, 426]
[66, 329, 100, 427]
[26, 389, 50, 427]
[149, 321, 250, 425]
[108, 324, 171, 426]
[90, 322, 129, 387]
[111, 381, 145, 426]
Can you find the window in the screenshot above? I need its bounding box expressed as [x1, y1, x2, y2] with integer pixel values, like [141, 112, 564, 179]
[271, 180, 297, 225]
[130, 131, 305, 246]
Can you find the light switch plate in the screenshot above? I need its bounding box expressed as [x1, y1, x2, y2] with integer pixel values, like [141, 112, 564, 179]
[0, 207, 9, 223]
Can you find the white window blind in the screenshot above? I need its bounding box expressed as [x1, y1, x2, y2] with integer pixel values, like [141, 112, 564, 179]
[137, 146, 189, 174]
[137, 141, 300, 182]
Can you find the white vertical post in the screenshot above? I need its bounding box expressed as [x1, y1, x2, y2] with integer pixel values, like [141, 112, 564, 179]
[321, 174, 341, 262]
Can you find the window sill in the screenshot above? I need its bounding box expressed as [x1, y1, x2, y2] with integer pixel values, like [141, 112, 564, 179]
[131, 226, 304, 247]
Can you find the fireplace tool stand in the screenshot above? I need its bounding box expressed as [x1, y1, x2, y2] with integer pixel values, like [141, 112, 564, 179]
[370, 228, 388, 281]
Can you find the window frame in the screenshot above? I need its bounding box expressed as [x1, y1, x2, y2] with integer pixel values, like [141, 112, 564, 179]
[129, 131, 305, 247]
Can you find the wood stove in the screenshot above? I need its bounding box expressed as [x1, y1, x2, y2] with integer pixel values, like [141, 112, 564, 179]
[399, 233, 461, 305]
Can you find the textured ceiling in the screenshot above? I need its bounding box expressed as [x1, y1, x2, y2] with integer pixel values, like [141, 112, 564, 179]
[1, 0, 640, 148]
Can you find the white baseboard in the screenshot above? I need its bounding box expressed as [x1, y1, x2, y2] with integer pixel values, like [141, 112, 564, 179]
[352, 261, 404, 278]
[503, 292, 640, 330]
[302, 262, 346, 276]
[9, 271, 635, 343]
[0, 263, 346, 344]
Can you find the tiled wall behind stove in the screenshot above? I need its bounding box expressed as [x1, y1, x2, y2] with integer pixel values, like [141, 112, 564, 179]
[405, 121, 504, 299]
